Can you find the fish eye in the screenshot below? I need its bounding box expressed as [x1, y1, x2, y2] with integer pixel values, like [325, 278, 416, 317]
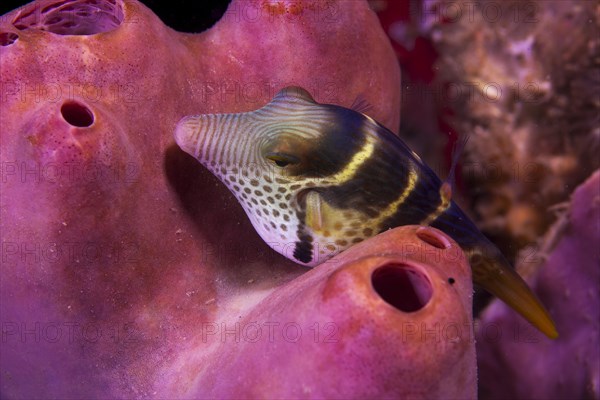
[265, 152, 300, 168]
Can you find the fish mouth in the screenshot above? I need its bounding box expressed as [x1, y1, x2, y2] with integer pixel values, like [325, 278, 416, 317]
[174, 115, 203, 158]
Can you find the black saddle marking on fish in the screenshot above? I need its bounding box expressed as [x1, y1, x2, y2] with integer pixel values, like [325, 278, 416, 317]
[293, 211, 313, 263]
[321, 139, 413, 217]
[379, 171, 443, 230]
[293, 238, 313, 264]
[430, 202, 480, 249]
[293, 106, 367, 178]
[293, 232, 313, 263]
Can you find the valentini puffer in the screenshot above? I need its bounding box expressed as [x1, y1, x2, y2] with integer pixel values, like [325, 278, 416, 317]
[174, 86, 558, 339]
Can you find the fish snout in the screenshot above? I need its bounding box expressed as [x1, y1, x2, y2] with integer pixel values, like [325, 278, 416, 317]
[174, 115, 203, 158]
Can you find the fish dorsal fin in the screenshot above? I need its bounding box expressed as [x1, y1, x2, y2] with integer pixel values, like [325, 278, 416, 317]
[350, 94, 373, 115]
[273, 86, 316, 105]
[440, 135, 470, 204]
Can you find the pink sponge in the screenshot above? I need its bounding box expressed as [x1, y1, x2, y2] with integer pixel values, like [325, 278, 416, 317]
[198, 226, 477, 398]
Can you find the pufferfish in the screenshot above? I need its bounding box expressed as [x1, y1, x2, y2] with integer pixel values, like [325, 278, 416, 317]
[174, 86, 558, 339]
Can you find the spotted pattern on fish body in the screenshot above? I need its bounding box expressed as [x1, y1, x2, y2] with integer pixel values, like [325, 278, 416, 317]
[175, 86, 558, 339]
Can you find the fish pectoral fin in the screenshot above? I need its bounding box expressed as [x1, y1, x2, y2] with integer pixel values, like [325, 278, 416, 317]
[305, 190, 325, 231]
[304, 191, 347, 234]
[472, 254, 559, 339]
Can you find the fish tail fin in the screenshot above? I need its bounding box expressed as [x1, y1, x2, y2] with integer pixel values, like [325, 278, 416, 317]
[432, 203, 558, 339]
[468, 239, 558, 339]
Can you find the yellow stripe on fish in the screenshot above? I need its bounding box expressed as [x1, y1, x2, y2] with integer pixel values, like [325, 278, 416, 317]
[328, 136, 375, 183]
[174, 86, 558, 339]
[376, 167, 419, 222]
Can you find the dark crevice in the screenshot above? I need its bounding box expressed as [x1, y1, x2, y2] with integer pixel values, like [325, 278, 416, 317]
[61, 101, 94, 127]
[372, 264, 433, 312]
[3, 0, 231, 33]
[138, 0, 231, 33]
[0, 32, 19, 46]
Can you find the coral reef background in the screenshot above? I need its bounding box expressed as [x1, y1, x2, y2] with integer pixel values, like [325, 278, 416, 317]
[375, 0, 599, 262]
